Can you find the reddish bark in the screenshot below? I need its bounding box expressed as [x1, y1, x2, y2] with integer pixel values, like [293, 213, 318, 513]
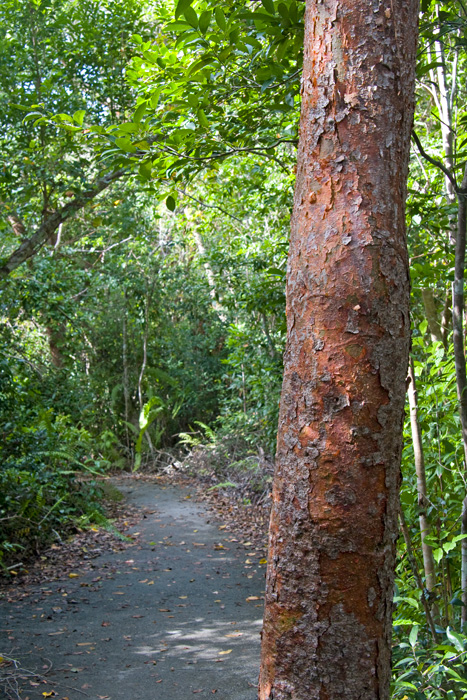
[259, 2, 419, 699]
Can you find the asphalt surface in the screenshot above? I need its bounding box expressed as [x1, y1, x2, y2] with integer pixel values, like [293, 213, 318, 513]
[0, 478, 266, 700]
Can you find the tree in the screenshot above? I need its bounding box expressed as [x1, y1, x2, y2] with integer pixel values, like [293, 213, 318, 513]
[259, 1, 419, 698]
[0, 0, 153, 277]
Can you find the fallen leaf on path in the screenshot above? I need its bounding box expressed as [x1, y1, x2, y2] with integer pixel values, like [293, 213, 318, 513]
[218, 649, 232, 655]
[101, 621, 111, 627]
[246, 596, 260, 601]
[159, 608, 171, 612]
[225, 633, 243, 638]
[192, 690, 204, 694]
[68, 573, 79, 578]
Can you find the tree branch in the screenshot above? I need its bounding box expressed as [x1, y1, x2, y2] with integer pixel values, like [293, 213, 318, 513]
[0, 168, 127, 280]
[412, 130, 458, 192]
[176, 187, 243, 223]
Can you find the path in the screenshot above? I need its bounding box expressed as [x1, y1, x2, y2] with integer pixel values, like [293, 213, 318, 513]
[0, 478, 266, 700]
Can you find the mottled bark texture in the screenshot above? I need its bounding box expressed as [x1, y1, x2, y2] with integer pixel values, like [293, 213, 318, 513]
[259, 2, 419, 699]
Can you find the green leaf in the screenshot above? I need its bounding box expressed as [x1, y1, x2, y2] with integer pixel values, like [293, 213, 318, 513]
[187, 56, 214, 77]
[115, 138, 137, 153]
[443, 540, 457, 554]
[276, 38, 289, 62]
[199, 10, 212, 34]
[214, 7, 226, 30]
[416, 60, 444, 78]
[166, 195, 176, 211]
[409, 625, 419, 648]
[183, 5, 198, 28]
[175, 0, 193, 20]
[73, 110, 86, 126]
[433, 547, 443, 564]
[446, 626, 466, 653]
[261, 0, 275, 14]
[139, 161, 152, 179]
[197, 108, 209, 128]
[133, 102, 147, 124]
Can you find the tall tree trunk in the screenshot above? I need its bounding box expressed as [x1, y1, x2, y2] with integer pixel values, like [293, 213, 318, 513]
[122, 291, 131, 454]
[421, 288, 444, 345]
[452, 165, 467, 625]
[259, 2, 419, 699]
[137, 277, 156, 457]
[46, 323, 66, 368]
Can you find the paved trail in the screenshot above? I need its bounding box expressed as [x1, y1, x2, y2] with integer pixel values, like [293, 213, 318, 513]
[0, 479, 266, 700]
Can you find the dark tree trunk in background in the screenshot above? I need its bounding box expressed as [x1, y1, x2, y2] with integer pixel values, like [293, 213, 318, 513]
[259, 1, 419, 699]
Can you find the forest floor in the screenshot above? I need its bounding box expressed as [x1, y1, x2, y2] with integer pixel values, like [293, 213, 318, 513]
[0, 474, 271, 700]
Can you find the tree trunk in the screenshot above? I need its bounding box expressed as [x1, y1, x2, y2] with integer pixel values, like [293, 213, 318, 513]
[259, 2, 419, 699]
[407, 357, 437, 598]
[452, 165, 467, 626]
[122, 291, 131, 454]
[421, 288, 444, 345]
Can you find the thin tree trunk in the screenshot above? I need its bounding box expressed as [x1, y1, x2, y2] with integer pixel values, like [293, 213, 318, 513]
[452, 165, 467, 625]
[398, 510, 438, 642]
[261, 313, 279, 361]
[421, 288, 444, 344]
[441, 287, 451, 347]
[259, 2, 419, 698]
[46, 323, 65, 368]
[192, 226, 226, 321]
[407, 357, 437, 597]
[138, 278, 156, 457]
[122, 291, 131, 454]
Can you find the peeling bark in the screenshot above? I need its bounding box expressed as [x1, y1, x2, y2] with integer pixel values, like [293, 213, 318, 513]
[259, 2, 419, 699]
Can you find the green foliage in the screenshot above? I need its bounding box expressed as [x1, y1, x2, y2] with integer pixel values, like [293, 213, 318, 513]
[392, 627, 467, 699]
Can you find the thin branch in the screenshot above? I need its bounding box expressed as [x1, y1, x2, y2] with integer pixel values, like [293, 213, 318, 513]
[152, 137, 297, 166]
[412, 130, 458, 192]
[0, 168, 127, 280]
[176, 188, 243, 223]
[458, 0, 467, 18]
